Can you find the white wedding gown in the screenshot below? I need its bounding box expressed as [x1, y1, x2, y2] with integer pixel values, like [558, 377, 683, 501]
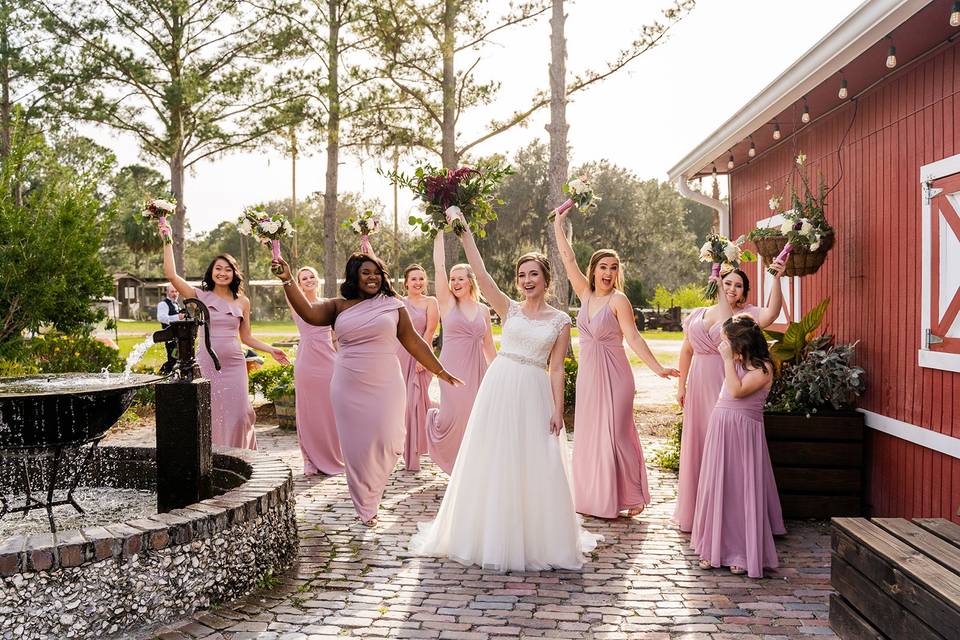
[410, 300, 601, 571]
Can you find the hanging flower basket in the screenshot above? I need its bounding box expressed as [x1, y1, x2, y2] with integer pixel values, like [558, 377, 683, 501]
[753, 232, 835, 277]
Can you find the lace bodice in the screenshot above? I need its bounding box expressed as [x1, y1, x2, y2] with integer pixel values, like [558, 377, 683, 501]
[497, 301, 571, 368]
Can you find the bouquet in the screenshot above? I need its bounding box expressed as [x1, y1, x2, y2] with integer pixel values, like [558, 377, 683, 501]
[385, 160, 513, 237]
[548, 175, 601, 221]
[237, 205, 294, 274]
[698, 234, 755, 298]
[142, 198, 177, 244]
[342, 210, 382, 254]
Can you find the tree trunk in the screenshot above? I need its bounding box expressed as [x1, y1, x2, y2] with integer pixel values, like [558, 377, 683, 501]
[0, 1, 11, 162]
[545, 0, 570, 310]
[440, 0, 459, 268]
[169, 9, 186, 275]
[323, 0, 341, 298]
[169, 150, 186, 276]
[290, 125, 298, 269]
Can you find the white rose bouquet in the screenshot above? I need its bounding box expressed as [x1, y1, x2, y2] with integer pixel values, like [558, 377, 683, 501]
[549, 175, 601, 221]
[699, 234, 756, 298]
[237, 205, 294, 273]
[143, 197, 177, 244]
[342, 210, 382, 254]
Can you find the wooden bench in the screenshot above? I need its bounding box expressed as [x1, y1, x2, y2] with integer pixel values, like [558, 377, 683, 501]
[830, 517, 960, 639]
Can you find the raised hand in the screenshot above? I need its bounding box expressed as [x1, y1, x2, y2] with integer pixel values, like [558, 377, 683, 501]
[272, 256, 292, 282]
[718, 339, 733, 361]
[769, 257, 787, 279]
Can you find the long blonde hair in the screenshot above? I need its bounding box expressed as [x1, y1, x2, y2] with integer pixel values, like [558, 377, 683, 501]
[586, 249, 624, 292]
[449, 263, 480, 302]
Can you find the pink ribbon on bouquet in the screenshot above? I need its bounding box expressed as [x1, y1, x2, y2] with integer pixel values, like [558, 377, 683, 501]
[158, 217, 172, 244]
[359, 234, 372, 255]
[270, 239, 284, 275]
[708, 262, 721, 283]
[548, 198, 575, 221]
[768, 243, 793, 275]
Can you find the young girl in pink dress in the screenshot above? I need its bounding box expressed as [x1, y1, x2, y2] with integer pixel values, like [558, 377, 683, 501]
[426, 233, 497, 474]
[291, 266, 344, 476]
[673, 265, 785, 531]
[398, 264, 439, 471]
[160, 239, 289, 450]
[691, 314, 785, 577]
[274, 253, 461, 527]
[551, 208, 679, 518]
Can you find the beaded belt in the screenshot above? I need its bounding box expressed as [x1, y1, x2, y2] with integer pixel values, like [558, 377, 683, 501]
[498, 351, 546, 369]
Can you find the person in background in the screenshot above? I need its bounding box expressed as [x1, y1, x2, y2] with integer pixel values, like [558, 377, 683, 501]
[157, 284, 183, 374]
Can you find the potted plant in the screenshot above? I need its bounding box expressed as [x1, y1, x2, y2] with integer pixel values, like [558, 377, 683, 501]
[249, 365, 296, 430]
[749, 153, 835, 277]
[763, 298, 867, 519]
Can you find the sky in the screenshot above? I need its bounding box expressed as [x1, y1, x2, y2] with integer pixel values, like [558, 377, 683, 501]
[83, 0, 865, 237]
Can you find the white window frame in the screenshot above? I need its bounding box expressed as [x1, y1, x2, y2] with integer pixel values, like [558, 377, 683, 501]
[919, 154, 960, 373]
[755, 213, 801, 326]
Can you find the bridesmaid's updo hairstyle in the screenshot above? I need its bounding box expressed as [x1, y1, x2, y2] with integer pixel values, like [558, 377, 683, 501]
[515, 252, 551, 287]
[721, 268, 751, 304]
[402, 264, 427, 293]
[341, 252, 397, 299]
[587, 249, 624, 291]
[449, 263, 480, 302]
[722, 314, 772, 374]
[202, 254, 243, 299]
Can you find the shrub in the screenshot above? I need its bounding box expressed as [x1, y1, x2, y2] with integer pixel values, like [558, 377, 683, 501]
[249, 364, 295, 401]
[563, 356, 578, 414]
[27, 334, 124, 374]
[650, 284, 711, 310]
[651, 419, 682, 471]
[0, 358, 39, 376]
[767, 341, 865, 415]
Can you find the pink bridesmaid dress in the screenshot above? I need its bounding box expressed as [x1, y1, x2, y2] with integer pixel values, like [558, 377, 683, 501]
[195, 289, 257, 450]
[690, 362, 785, 577]
[426, 304, 490, 474]
[293, 310, 344, 475]
[572, 296, 650, 518]
[331, 294, 406, 521]
[673, 304, 759, 531]
[398, 299, 433, 471]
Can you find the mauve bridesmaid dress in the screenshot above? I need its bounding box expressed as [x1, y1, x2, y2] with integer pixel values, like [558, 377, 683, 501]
[331, 294, 406, 521]
[398, 298, 433, 471]
[293, 309, 344, 475]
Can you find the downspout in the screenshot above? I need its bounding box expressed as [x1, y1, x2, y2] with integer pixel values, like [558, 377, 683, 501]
[675, 175, 730, 238]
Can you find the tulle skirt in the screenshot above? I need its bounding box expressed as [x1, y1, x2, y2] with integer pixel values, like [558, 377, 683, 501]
[410, 356, 601, 571]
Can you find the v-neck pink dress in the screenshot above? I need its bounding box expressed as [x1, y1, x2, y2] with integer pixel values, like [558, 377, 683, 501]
[572, 295, 650, 518]
[673, 304, 759, 531]
[398, 298, 434, 471]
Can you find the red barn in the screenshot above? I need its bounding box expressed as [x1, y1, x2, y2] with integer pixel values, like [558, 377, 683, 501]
[670, 0, 960, 523]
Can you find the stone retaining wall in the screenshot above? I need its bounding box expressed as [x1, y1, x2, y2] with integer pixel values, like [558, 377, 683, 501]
[0, 447, 298, 639]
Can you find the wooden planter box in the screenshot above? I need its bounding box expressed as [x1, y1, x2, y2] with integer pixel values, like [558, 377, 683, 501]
[273, 394, 297, 430]
[764, 411, 865, 519]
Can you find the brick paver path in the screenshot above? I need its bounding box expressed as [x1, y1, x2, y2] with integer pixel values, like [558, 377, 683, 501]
[131, 425, 837, 640]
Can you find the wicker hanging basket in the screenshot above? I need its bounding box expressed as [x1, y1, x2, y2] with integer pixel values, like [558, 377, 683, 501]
[752, 232, 835, 277]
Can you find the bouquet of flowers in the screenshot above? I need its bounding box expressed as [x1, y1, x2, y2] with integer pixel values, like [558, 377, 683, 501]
[548, 175, 601, 221]
[237, 205, 294, 274]
[699, 234, 755, 298]
[385, 160, 513, 237]
[142, 198, 177, 244]
[342, 210, 382, 254]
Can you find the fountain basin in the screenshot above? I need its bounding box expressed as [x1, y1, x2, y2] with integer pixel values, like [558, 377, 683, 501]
[0, 374, 163, 450]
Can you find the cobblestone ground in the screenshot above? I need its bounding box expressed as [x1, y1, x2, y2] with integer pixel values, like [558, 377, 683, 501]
[119, 423, 836, 640]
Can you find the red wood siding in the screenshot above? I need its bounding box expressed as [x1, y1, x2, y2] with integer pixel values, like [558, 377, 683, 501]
[729, 41, 960, 524]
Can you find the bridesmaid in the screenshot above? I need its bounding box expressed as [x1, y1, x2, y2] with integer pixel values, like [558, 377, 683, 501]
[290, 266, 344, 476]
[273, 253, 461, 526]
[691, 314, 785, 577]
[552, 208, 679, 519]
[673, 263, 785, 532]
[160, 240, 289, 450]
[427, 233, 496, 474]
[398, 264, 439, 471]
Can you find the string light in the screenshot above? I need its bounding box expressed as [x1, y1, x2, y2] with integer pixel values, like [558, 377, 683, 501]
[838, 77, 849, 100]
[748, 135, 756, 157]
[772, 122, 781, 140]
[951, 1, 960, 27]
[711, 163, 717, 178]
[727, 152, 735, 170]
[801, 97, 811, 123]
[886, 36, 897, 69]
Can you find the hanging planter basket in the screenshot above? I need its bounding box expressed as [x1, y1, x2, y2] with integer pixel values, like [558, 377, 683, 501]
[753, 232, 835, 277]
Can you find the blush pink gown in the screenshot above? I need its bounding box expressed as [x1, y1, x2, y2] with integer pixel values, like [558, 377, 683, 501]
[195, 289, 257, 450]
[690, 362, 785, 578]
[293, 309, 344, 475]
[426, 303, 490, 474]
[572, 296, 650, 518]
[331, 294, 406, 522]
[398, 299, 433, 471]
[673, 304, 759, 531]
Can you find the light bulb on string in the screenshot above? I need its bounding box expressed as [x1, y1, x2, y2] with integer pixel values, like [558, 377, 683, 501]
[772, 123, 781, 140]
[748, 136, 756, 157]
[838, 77, 848, 99]
[727, 153, 735, 170]
[711, 163, 717, 179]
[801, 97, 811, 123]
[951, 2, 960, 27]
[885, 36, 897, 69]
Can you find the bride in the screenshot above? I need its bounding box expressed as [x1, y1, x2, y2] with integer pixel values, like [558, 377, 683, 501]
[410, 209, 601, 571]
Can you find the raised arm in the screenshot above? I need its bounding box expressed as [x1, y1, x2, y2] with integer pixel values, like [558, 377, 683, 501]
[273, 257, 339, 326]
[450, 214, 511, 317]
[433, 233, 452, 312]
[396, 307, 462, 386]
[547, 322, 572, 436]
[551, 208, 590, 299]
[611, 293, 679, 378]
[162, 242, 197, 300]
[757, 258, 786, 328]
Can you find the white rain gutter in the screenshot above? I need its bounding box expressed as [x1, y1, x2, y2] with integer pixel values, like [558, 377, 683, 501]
[676, 176, 729, 237]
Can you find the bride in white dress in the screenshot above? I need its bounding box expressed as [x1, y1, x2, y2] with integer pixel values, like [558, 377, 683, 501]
[410, 209, 601, 571]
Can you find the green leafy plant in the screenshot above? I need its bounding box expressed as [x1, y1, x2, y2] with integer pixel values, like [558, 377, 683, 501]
[651, 419, 682, 471]
[563, 356, 578, 425]
[248, 364, 294, 401]
[764, 298, 830, 368]
[650, 284, 711, 310]
[27, 334, 124, 374]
